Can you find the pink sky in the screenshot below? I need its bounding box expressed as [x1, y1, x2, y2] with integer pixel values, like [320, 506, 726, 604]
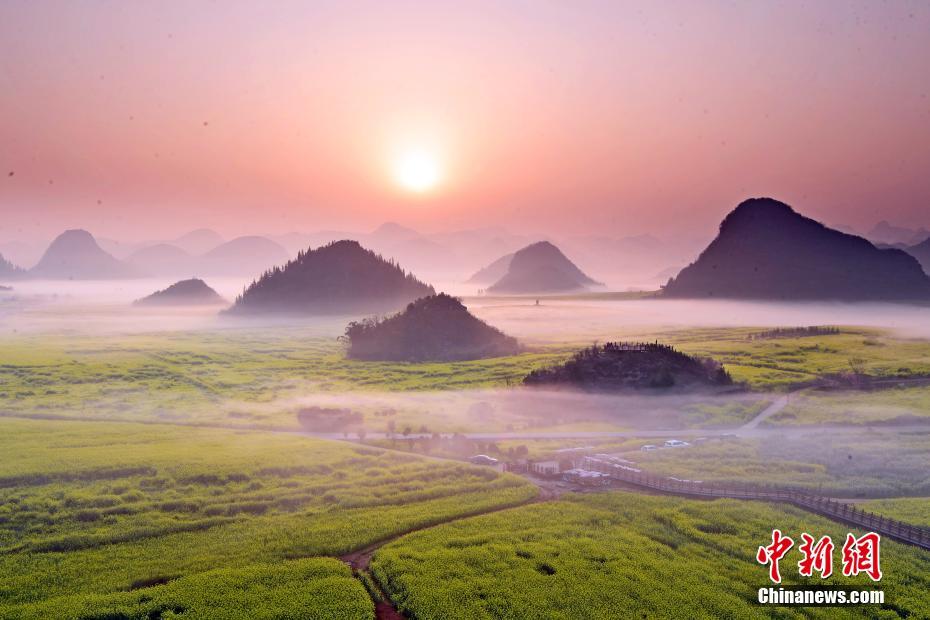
[2, 1, 929, 243]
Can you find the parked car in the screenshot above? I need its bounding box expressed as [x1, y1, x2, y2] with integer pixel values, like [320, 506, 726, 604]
[469, 454, 499, 466]
[663, 439, 690, 448]
[640, 444, 658, 452]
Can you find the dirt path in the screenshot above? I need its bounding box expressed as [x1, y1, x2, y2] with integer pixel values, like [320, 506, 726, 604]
[343, 490, 549, 571]
[740, 392, 793, 430]
[341, 476, 553, 618]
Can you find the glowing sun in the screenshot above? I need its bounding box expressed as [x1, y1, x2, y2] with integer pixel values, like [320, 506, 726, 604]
[393, 149, 442, 193]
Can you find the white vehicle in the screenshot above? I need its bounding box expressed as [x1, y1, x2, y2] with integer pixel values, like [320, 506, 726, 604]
[663, 439, 690, 448]
[640, 444, 658, 451]
[469, 454, 499, 466]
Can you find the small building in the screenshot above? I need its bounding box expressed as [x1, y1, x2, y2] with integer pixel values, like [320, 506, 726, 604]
[593, 453, 636, 465]
[581, 456, 641, 475]
[529, 460, 561, 477]
[562, 468, 611, 487]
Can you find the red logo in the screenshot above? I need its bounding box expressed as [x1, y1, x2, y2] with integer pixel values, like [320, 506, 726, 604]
[759, 530, 882, 583]
[757, 529, 794, 584]
[841, 532, 882, 581]
[798, 533, 834, 578]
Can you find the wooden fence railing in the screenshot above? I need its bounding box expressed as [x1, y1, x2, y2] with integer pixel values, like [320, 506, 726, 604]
[581, 456, 930, 551]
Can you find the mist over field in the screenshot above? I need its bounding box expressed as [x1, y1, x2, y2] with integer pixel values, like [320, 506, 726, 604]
[5, 280, 930, 340]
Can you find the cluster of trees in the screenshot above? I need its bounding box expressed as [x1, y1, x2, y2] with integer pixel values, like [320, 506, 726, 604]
[747, 326, 840, 340]
[524, 341, 733, 390]
[344, 293, 520, 361]
[0, 253, 25, 279]
[296, 407, 364, 432]
[377, 425, 530, 460]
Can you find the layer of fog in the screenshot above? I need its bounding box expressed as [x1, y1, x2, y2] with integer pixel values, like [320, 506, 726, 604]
[467, 298, 930, 341]
[3, 280, 930, 340]
[224, 387, 769, 434]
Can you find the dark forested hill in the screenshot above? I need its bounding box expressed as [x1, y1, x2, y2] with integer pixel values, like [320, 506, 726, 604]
[344, 293, 520, 361]
[904, 238, 930, 275]
[663, 198, 930, 301]
[487, 241, 600, 294]
[228, 240, 434, 315]
[524, 342, 733, 391]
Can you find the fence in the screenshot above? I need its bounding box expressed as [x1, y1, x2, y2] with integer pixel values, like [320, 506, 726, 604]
[581, 456, 930, 551]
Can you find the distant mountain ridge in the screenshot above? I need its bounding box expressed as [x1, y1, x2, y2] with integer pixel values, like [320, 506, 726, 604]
[868, 221, 930, 247]
[29, 230, 139, 279]
[663, 198, 930, 301]
[467, 252, 514, 284]
[487, 241, 601, 294]
[228, 240, 435, 315]
[172, 229, 225, 255]
[199, 236, 290, 277]
[127, 244, 194, 277]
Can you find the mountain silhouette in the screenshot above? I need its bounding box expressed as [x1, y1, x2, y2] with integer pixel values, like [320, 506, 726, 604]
[127, 244, 195, 277]
[344, 293, 520, 361]
[30, 230, 139, 279]
[172, 228, 224, 255]
[663, 198, 930, 301]
[228, 240, 435, 315]
[904, 238, 930, 275]
[199, 236, 290, 277]
[368, 222, 421, 246]
[487, 241, 600, 294]
[467, 252, 514, 284]
[133, 278, 227, 307]
[868, 221, 930, 246]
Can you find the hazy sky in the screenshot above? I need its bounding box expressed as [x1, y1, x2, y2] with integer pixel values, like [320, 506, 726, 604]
[2, 1, 929, 243]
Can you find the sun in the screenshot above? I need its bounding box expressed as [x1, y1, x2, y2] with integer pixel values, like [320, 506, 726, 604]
[393, 149, 442, 193]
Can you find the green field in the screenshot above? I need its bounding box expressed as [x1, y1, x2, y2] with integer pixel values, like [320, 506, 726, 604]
[859, 498, 930, 528]
[5, 325, 930, 433]
[774, 385, 930, 426]
[0, 328, 569, 430]
[371, 492, 930, 619]
[0, 417, 537, 618]
[11, 558, 373, 620]
[667, 327, 930, 390]
[3, 317, 930, 618]
[612, 430, 930, 497]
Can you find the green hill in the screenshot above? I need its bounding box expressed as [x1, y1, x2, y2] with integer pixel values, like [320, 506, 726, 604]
[344, 293, 520, 361]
